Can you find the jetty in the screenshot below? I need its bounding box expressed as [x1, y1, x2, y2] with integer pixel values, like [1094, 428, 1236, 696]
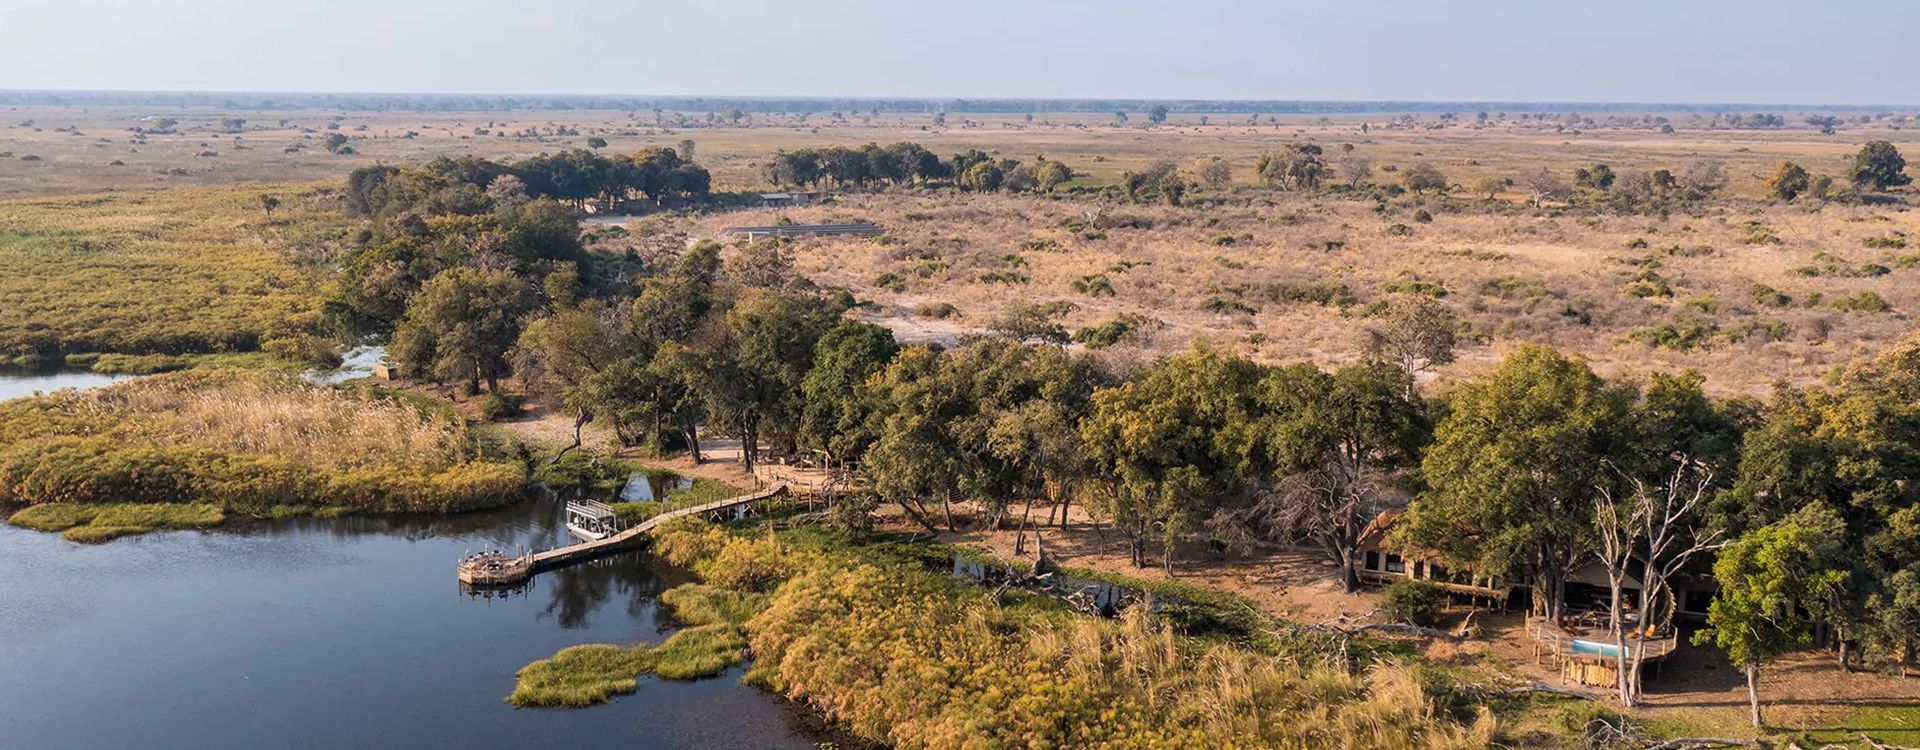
[458, 485, 788, 587]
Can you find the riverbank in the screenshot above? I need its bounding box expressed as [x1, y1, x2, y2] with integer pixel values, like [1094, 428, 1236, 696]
[0, 370, 525, 539]
[512, 514, 1498, 749]
[0, 492, 846, 750]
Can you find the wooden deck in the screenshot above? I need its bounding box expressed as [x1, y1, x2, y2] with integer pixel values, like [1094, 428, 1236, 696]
[529, 485, 788, 572]
[459, 486, 788, 586]
[1526, 616, 1679, 687]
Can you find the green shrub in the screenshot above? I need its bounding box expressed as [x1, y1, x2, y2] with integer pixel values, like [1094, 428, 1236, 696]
[872, 271, 907, 292]
[1629, 321, 1718, 350]
[1073, 274, 1116, 297]
[479, 393, 524, 421]
[1380, 579, 1444, 627]
[912, 301, 958, 319]
[1382, 279, 1449, 298]
[1832, 291, 1892, 313]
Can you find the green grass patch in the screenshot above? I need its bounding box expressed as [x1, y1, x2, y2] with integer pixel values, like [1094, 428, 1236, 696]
[508, 643, 658, 708]
[660, 583, 768, 626]
[8, 502, 224, 542]
[507, 600, 754, 708]
[1796, 704, 1920, 748]
[75, 351, 312, 375]
[651, 623, 749, 680]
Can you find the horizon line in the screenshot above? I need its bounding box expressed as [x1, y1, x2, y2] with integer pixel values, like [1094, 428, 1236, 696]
[3, 88, 1915, 111]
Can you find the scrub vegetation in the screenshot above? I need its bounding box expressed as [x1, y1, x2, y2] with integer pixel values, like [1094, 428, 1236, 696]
[0, 185, 345, 367]
[560, 517, 1498, 749]
[0, 370, 525, 529]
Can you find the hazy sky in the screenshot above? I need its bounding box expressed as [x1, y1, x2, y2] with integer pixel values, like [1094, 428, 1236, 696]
[5, 0, 1913, 104]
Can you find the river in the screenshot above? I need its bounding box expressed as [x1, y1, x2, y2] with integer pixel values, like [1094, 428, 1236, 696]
[0, 495, 851, 750]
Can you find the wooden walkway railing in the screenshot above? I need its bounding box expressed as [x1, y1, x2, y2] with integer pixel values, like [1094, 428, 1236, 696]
[528, 485, 788, 572]
[457, 486, 789, 586]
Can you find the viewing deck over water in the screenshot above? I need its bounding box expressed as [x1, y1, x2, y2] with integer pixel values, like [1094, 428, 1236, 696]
[460, 486, 789, 587]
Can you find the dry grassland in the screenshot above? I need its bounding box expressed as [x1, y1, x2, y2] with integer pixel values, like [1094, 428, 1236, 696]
[4, 105, 1917, 392]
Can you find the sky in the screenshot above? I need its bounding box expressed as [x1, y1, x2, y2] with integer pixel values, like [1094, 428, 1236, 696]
[3, 0, 1914, 105]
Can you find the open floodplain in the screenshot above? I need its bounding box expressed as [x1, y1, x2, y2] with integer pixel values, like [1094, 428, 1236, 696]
[4, 98, 1920, 749]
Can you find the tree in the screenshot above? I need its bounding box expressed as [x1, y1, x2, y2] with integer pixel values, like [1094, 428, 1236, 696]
[988, 301, 1073, 345]
[1573, 163, 1616, 190]
[1765, 161, 1811, 201]
[1523, 167, 1571, 206]
[1363, 294, 1457, 395]
[1081, 346, 1267, 570]
[1403, 346, 1634, 620]
[324, 132, 351, 155]
[1031, 159, 1074, 192]
[1148, 105, 1169, 125]
[515, 301, 633, 453]
[1849, 140, 1910, 191]
[258, 194, 281, 222]
[585, 136, 608, 150]
[1256, 144, 1328, 191]
[676, 139, 697, 164]
[1340, 156, 1373, 188]
[1697, 504, 1849, 727]
[798, 321, 900, 463]
[709, 289, 840, 472]
[1253, 362, 1426, 591]
[959, 160, 1005, 192]
[1592, 455, 1723, 706]
[390, 267, 535, 393]
[1401, 162, 1447, 194]
[1195, 156, 1233, 189]
[1678, 159, 1728, 196]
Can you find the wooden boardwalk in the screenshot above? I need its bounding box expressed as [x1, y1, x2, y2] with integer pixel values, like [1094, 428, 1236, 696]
[526, 485, 788, 573]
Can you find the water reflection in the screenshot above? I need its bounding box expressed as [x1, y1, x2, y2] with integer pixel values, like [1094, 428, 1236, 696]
[0, 367, 131, 402]
[0, 493, 848, 750]
[618, 472, 695, 502]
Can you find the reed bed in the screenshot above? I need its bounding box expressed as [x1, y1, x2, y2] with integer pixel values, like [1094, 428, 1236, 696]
[0, 370, 524, 518]
[626, 519, 1499, 750]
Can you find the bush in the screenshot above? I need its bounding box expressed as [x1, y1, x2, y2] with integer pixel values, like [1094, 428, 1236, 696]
[1380, 579, 1444, 627]
[1832, 291, 1892, 313]
[912, 301, 959, 319]
[480, 393, 524, 421]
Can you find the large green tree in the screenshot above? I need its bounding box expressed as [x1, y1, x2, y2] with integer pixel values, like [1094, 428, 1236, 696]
[1849, 140, 1910, 191]
[1080, 346, 1268, 570]
[798, 321, 900, 463]
[1253, 361, 1426, 591]
[1697, 504, 1849, 727]
[390, 267, 535, 393]
[1403, 345, 1634, 619]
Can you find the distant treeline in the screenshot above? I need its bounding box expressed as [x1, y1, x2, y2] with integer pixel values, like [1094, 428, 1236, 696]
[3, 89, 1908, 114]
[345, 148, 709, 218]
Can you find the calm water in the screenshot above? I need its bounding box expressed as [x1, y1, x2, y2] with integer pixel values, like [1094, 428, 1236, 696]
[0, 369, 130, 402]
[0, 497, 845, 750]
[620, 472, 697, 502]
